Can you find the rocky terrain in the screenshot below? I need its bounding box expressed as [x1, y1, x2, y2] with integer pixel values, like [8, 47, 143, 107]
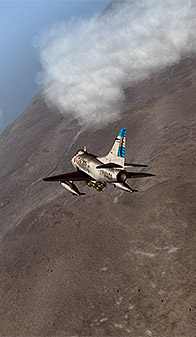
[0, 56, 196, 336]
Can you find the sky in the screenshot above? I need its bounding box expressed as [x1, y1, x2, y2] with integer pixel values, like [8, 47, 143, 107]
[0, 0, 110, 131]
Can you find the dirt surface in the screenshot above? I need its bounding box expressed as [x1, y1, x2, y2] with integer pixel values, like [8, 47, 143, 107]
[0, 57, 196, 337]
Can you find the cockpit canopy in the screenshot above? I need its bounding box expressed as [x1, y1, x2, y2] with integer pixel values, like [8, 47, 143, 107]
[76, 149, 85, 156]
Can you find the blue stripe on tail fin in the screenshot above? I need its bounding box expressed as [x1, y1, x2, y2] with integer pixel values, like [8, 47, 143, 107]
[118, 128, 126, 138]
[117, 128, 126, 158]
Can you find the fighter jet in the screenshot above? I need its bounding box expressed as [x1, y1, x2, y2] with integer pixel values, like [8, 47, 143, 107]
[43, 128, 155, 196]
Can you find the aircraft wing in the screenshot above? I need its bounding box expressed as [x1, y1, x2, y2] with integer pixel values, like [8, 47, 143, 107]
[97, 162, 148, 169]
[126, 172, 155, 179]
[43, 170, 91, 182]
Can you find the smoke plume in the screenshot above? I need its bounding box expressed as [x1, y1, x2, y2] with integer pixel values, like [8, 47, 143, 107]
[39, 0, 196, 128]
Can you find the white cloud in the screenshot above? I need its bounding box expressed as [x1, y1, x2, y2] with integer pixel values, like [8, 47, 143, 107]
[38, 0, 196, 128]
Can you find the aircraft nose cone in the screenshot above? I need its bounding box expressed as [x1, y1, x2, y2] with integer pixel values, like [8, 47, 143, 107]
[71, 156, 76, 167]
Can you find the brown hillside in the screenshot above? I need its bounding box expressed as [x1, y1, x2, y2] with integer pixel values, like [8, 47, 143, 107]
[0, 57, 196, 337]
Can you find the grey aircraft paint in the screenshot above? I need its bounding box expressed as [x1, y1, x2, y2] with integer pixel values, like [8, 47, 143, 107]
[43, 128, 155, 196]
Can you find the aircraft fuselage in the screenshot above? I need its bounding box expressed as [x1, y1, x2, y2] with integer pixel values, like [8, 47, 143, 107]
[43, 128, 155, 195]
[72, 152, 120, 183]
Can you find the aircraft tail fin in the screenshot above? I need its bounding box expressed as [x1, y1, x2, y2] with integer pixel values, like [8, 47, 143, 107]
[99, 128, 126, 166]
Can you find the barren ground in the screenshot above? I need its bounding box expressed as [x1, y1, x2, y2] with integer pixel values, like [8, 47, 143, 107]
[0, 57, 196, 336]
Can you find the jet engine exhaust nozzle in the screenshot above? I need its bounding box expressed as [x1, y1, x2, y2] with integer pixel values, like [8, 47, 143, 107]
[117, 170, 127, 183]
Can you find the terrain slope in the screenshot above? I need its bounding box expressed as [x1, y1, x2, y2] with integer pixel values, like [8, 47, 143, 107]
[0, 57, 196, 337]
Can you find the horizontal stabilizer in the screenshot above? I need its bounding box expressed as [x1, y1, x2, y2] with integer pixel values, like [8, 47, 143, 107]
[125, 163, 148, 168]
[97, 163, 148, 169]
[126, 172, 155, 179]
[96, 163, 123, 169]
